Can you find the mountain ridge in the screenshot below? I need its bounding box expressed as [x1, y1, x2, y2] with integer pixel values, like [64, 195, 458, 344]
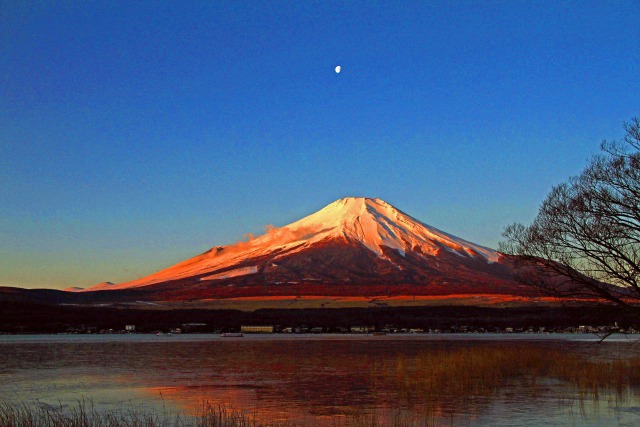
[83, 197, 507, 294]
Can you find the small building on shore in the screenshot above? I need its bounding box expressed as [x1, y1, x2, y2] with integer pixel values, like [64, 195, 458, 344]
[350, 326, 375, 333]
[241, 325, 274, 334]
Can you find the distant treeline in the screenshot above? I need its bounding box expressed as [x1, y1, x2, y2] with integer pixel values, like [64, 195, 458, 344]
[1, 301, 638, 334]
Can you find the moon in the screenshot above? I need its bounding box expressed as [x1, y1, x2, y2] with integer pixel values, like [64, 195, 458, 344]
[335, 65, 341, 74]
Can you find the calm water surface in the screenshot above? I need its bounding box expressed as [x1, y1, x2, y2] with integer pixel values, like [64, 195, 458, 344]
[1, 334, 639, 426]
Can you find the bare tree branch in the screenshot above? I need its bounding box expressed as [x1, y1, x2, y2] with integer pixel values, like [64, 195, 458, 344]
[499, 117, 640, 310]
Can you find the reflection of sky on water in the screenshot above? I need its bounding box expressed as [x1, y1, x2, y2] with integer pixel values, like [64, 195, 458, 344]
[1, 334, 639, 426]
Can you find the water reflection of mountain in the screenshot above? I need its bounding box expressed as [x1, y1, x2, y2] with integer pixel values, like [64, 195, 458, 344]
[1, 336, 639, 426]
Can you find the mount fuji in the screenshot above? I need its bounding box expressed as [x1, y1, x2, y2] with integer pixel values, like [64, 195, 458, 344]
[75, 197, 528, 301]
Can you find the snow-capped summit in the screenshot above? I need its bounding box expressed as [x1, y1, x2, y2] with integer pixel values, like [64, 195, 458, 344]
[286, 197, 498, 261]
[83, 197, 513, 296]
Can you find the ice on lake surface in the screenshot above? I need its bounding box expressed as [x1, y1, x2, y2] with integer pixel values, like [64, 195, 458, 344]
[1, 334, 639, 426]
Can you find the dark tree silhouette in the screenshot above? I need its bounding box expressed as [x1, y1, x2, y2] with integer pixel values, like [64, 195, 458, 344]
[500, 117, 640, 309]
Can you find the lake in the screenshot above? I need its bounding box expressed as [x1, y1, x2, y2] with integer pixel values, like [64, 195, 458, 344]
[1, 333, 639, 426]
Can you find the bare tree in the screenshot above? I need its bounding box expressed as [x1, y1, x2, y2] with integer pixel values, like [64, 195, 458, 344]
[500, 117, 640, 310]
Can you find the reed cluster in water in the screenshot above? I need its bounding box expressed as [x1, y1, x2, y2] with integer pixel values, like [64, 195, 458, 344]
[385, 344, 640, 417]
[0, 399, 421, 427]
[0, 399, 277, 427]
[0, 399, 408, 427]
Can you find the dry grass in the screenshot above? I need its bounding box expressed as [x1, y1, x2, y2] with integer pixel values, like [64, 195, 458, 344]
[384, 344, 640, 418]
[0, 399, 420, 427]
[156, 294, 567, 311]
[0, 399, 290, 427]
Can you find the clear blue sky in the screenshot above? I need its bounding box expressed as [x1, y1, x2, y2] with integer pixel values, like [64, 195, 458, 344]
[1, 1, 639, 289]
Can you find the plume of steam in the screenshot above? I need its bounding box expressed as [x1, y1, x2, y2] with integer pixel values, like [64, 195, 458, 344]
[214, 223, 320, 254]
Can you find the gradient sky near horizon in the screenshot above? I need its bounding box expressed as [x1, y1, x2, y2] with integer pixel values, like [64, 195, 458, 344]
[2, 1, 639, 289]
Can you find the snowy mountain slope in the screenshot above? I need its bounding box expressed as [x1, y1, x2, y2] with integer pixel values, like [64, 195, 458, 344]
[84, 197, 510, 293]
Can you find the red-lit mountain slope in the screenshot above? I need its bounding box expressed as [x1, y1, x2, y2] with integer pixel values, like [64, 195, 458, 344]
[79, 197, 530, 300]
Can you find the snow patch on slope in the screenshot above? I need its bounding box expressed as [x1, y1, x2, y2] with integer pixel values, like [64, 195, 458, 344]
[200, 266, 258, 281]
